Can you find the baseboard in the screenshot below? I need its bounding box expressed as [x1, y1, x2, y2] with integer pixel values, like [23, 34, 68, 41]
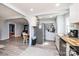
[45, 40, 55, 42]
[0, 38, 9, 41]
[0, 36, 21, 41]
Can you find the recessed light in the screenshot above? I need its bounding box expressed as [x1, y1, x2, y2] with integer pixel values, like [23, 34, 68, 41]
[56, 3, 60, 7]
[30, 8, 34, 11]
[49, 15, 52, 18]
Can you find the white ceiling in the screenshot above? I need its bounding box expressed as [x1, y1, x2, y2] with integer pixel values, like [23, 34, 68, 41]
[0, 4, 24, 20]
[0, 3, 71, 21]
[0, 4, 28, 24]
[7, 3, 71, 16]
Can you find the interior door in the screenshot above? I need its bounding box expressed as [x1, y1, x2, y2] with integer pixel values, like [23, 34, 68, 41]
[9, 24, 15, 38]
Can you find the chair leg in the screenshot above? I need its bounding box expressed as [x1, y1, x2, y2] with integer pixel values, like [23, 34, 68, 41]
[23, 36, 28, 45]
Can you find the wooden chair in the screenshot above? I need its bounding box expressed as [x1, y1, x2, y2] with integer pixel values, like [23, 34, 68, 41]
[22, 32, 29, 44]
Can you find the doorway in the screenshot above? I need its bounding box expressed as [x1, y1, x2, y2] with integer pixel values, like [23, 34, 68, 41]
[9, 24, 15, 38]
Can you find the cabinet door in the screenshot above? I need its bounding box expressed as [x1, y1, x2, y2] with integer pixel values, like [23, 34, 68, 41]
[55, 35, 60, 51]
[59, 38, 66, 56]
[70, 4, 79, 23]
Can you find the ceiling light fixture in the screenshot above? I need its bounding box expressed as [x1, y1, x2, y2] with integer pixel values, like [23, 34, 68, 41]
[56, 3, 60, 7]
[30, 8, 34, 11]
[49, 15, 52, 18]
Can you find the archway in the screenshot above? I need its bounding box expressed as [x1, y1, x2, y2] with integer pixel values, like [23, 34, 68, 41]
[6, 18, 30, 45]
[24, 16, 37, 46]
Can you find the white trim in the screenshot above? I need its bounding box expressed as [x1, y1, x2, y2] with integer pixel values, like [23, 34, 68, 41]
[3, 16, 24, 20]
[0, 39, 8, 40]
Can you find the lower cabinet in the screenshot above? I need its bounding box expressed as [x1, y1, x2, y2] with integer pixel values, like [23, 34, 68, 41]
[55, 35, 60, 51]
[59, 38, 66, 56]
[55, 35, 79, 56]
[55, 35, 66, 56]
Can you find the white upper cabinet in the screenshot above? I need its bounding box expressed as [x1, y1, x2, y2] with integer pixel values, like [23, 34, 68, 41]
[70, 4, 79, 23]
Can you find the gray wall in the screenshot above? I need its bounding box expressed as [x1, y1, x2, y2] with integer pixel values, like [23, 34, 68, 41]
[0, 20, 24, 40]
[35, 23, 43, 44]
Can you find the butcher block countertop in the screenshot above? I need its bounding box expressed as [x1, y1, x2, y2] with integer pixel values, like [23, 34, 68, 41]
[58, 34, 79, 46]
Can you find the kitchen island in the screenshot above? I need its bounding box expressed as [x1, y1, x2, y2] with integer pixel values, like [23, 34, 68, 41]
[61, 35, 79, 46]
[55, 34, 79, 56]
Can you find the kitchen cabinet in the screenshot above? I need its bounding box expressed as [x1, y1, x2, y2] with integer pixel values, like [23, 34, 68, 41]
[57, 35, 79, 56]
[55, 35, 66, 56]
[59, 38, 66, 56]
[70, 4, 79, 23]
[55, 35, 60, 52]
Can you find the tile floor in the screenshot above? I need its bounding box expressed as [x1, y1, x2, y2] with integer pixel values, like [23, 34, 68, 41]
[0, 37, 59, 56]
[0, 37, 28, 56]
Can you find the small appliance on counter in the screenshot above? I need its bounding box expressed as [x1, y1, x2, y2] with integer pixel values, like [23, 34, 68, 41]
[69, 30, 78, 38]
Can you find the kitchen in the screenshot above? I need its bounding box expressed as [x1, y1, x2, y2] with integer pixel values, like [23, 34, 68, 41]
[0, 3, 79, 56]
[32, 3, 79, 56]
[55, 3, 79, 56]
